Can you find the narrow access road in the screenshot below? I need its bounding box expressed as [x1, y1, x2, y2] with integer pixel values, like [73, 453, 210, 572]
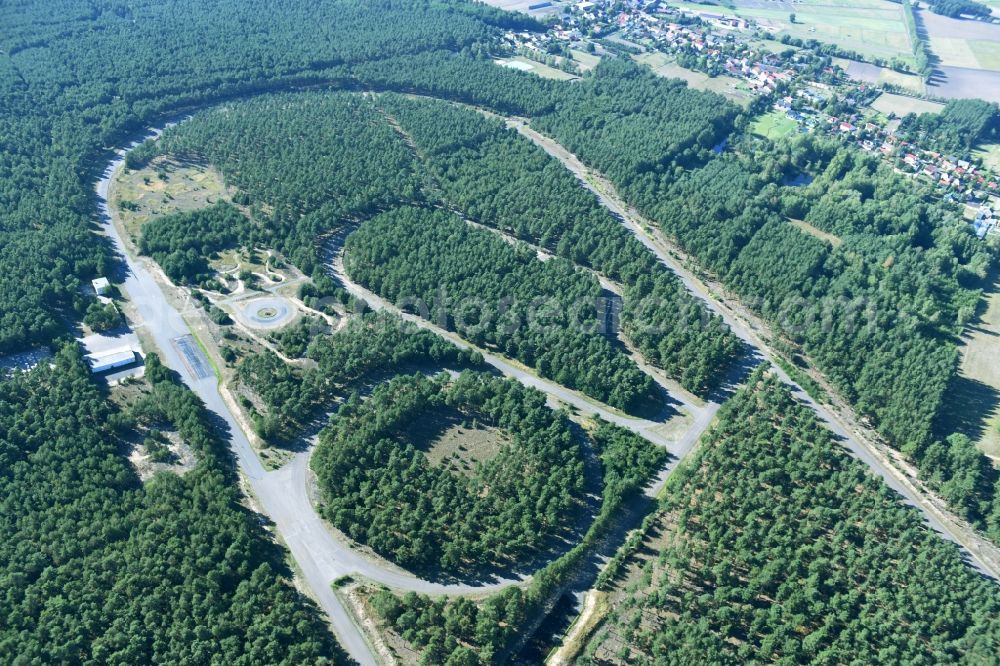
[98, 138, 381, 665]
[98, 127, 721, 665]
[512, 120, 1000, 583]
[328, 250, 711, 463]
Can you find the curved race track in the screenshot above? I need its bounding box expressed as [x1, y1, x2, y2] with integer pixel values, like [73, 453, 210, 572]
[97, 124, 712, 666]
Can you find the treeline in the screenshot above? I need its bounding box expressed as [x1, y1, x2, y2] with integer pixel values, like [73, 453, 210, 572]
[138, 201, 252, 283]
[368, 418, 668, 664]
[532, 58, 740, 185]
[897, 98, 1000, 153]
[237, 310, 482, 442]
[529, 64, 994, 527]
[344, 206, 658, 413]
[350, 50, 558, 117]
[0, 347, 342, 663]
[312, 371, 585, 573]
[581, 369, 1000, 665]
[901, 0, 932, 79]
[378, 94, 741, 394]
[927, 0, 992, 18]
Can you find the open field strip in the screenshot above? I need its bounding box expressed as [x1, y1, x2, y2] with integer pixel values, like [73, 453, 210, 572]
[633, 52, 753, 106]
[870, 91, 945, 116]
[954, 275, 1000, 460]
[496, 55, 578, 80]
[681, 0, 917, 66]
[832, 57, 925, 94]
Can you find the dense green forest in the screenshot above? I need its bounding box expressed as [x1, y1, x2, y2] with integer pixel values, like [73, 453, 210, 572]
[532, 59, 740, 184]
[148, 90, 740, 401]
[581, 370, 1000, 665]
[238, 310, 482, 442]
[138, 201, 252, 283]
[0, 347, 342, 663]
[897, 98, 1000, 154]
[313, 371, 586, 573]
[0, 3, 560, 659]
[1, 0, 557, 354]
[530, 60, 996, 535]
[344, 206, 657, 413]
[3, 0, 1000, 660]
[655, 138, 1000, 534]
[377, 94, 741, 394]
[134, 92, 423, 274]
[368, 418, 667, 663]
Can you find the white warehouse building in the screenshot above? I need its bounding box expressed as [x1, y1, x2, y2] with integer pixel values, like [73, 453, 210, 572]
[87, 346, 136, 374]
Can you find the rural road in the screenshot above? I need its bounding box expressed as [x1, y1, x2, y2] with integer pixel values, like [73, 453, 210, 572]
[97, 126, 719, 665]
[512, 120, 1000, 583]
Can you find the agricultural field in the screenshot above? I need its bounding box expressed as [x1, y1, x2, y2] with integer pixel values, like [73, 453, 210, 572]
[633, 52, 754, 106]
[916, 6, 1000, 100]
[670, 0, 919, 68]
[929, 67, 1000, 103]
[869, 91, 945, 117]
[832, 57, 925, 94]
[750, 109, 800, 138]
[927, 33, 1000, 71]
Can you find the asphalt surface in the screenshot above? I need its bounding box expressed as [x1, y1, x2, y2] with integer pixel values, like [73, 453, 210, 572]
[98, 142, 379, 666]
[95, 109, 1000, 666]
[98, 128, 721, 666]
[513, 120, 1000, 583]
[239, 296, 294, 329]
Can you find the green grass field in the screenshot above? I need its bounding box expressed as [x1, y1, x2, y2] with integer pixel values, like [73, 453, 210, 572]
[570, 49, 601, 71]
[953, 278, 1000, 461]
[496, 56, 578, 80]
[869, 92, 944, 117]
[633, 52, 754, 106]
[973, 143, 1000, 172]
[751, 110, 799, 139]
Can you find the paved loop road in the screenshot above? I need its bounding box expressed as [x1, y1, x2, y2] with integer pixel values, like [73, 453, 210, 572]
[97, 125, 720, 665]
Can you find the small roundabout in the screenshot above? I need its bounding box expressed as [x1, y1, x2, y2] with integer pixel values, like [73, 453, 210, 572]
[237, 296, 294, 330]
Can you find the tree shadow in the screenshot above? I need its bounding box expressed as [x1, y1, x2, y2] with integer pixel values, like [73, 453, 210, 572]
[935, 373, 1000, 444]
[707, 345, 765, 404]
[936, 266, 1000, 442]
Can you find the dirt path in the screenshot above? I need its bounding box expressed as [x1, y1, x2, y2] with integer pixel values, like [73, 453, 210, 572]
[548, 589, 603, 666]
